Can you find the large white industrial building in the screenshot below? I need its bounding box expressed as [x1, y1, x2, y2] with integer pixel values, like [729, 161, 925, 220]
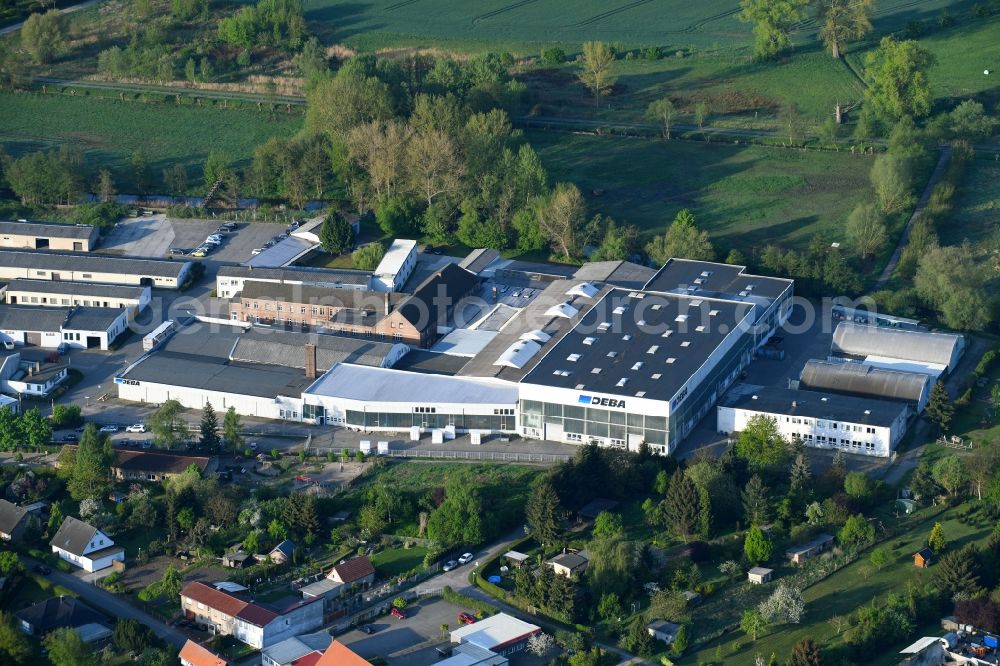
[718, 387, 910, 458]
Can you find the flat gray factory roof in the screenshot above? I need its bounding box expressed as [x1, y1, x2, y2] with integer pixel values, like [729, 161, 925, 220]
[238, 281, 399, 313]
[305, 364, 518, 405]
[392, 349, 471, 376]
[217, 264, 371, 286]
[64, 307, 125, 331]
[0, 304, 69, 330]
[244, 236, 316, 268]
[522, 289, 753, 402]
[0, 249, 187, 278]
[573, 261, 658, 290]
[0, 220, 97, 239]
[644, 258, 792, 303]
[231, 328, 402, 371]
[6, 279, 146, 299]
[721, 387, 906, 427]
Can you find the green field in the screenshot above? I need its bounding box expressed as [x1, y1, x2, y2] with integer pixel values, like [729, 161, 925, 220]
[372, 545, 429, 577]
[305, 0, 971, 53]
[527, 130, 873, 254]
[0, 92, 302, 191]
[942, 158, 1000, 247]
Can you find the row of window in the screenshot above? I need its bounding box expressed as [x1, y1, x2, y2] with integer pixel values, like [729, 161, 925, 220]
[784, 416, 873, 433]
[799, 432, 877, 451]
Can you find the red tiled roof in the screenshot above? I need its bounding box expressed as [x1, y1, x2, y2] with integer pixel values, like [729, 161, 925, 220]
[181, 582, 249, 619]
[316, 641, 369, 666]
[291, 652, 323, 666]
[330, 556, 375, 583]
[179, 639, 229, 666]
[235, 603, 278, 627]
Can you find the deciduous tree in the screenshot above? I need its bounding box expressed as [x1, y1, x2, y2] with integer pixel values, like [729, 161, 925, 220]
[863, 37, 934, 122]
[536, 183, 586, 259]
[816, 0, 874, 59]
[736, 415, 788, 473]
[319, 211, 354, 255]
[0, 611, 31, 665]
[738, 0, 809, 60]
[788, 638, 824, 666]
[845, 203, 888, 259]
[645, 97, 677, 139]
[744, 525, 774, 564]
[21, 10, 66, 64]
[149, 399, 185, 449]
[741, 608, 768, 641]
[67, 425, 113, 501]
[223, 407, 243, 452]
[645, 209, 714, 265]
[45, 627, 98, 666]
[932, 455, 965, 497]
[578, 41, 616, 106]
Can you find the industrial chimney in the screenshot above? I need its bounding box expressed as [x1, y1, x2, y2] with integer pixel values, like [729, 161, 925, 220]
[304, 343, 317, 380]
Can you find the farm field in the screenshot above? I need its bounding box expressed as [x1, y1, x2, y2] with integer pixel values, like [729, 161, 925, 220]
[682, 501, 995, 665]
[0, 91, 302, 191]
[526, 130, 873, 255]
[305, 0, 970, 54]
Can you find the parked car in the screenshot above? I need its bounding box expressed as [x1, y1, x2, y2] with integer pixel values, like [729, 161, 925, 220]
[203, 238, 222, 246]
[276, 233, 288, 241]
[61, 433, 78, 443]
[33, 564, 51, 575]
[263, 240, 275, 248]
[360, 624, 376, 634]
[458, 612, 476, 625]
[168, 248, 188, 256]
[190, 248, 208, 258]
[220, 222, 237, 231]
[442, 560, 458, 572]
[458, 552, 474, 565]
[249, 442, 258, 451]
[99, 424, 119, 433]
[125, 424, 146, 433]
[250, 248, 263, 256]
[390, 607, 406, 620]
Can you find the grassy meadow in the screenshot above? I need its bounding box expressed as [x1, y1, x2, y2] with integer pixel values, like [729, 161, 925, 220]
[0, 91, 302, 190]
[527, 129, 874, 254]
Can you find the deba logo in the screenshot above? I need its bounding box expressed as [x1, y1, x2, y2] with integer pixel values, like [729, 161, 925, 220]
[578, 395, 626, 409]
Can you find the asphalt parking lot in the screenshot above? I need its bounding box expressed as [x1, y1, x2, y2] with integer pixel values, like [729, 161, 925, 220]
[339, 596, 470, 665]
[98, 215, 286, 263]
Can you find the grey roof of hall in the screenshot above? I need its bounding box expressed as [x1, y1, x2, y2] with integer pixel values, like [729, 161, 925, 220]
[217, 264, 371, 285]
[573, 261, 658, 290]
[6, 279, 146, 299]
[721, 386, 906, 427]
[305, 363, 518, 404]
[0, 220, 97, 239]
[495, 260, 579, 279]
[522, 289, 753, 402]
[832, 321, 963, 367]
[121, 324, 314, 397]
[394, 263, 480, 329]
[231, 328, 401, 371]
[0, 304, 70, 331]
[0, 249, 187, 278]
[393, 349, 471, 376]
[799, 359, 929, 404]
[64, 307, 126, 331]
[459, 248, 502, 275]
[459, 279, 610, 382]
[643, 258, 793, 304]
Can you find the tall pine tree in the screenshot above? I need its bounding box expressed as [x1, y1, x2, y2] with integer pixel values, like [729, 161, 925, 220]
[67, 425, 113, 501]
[526, 479, 563, 548]
[926, 381, 954, 433]
[199, 402, 220, 450]
[742, 474, 771, 526]
[664, 469, 699, 541]
[319, 211, 354, 255]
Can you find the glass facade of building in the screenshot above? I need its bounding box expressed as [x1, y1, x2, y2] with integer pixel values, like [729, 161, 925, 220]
[342, 409, 516, 431]
[519, 400, 669, 447]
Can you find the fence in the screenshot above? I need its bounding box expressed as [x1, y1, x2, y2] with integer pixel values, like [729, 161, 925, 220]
[383, 449, 571, 464]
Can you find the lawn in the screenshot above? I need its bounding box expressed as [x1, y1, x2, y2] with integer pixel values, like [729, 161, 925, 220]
[372, 544, 429, 577]
[682, 500, 996, 665]
[941, 157, 1000, 247]
[0, 91, 302, 192]
[526, 129, 873, 254]
[303, 0, 968, 54]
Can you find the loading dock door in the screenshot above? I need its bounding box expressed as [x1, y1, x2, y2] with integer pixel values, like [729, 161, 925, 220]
[86, 336, 101, 349]
[26, 332, 41, 346]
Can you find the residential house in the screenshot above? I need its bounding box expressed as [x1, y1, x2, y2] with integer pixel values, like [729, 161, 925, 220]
[785, 533, 835, 565]
[269, 540, 296, 565]
[548, 551, 589, 578]
[49, 516, 124, 572]
[327, 556, 376, 587]
[747, 567, 773, 584]
[0, 498, 30, 541]
[261, 632, 331, 666]
[180, 582, 324, 649]
[315, 640, 370, 666]
[222, 551, 256, 568]
[16, 596, 108, 638]
[110, 449, 213, 482]
[647, 620, 681, 645]
[179, 639, 229, 666]
[914, 548, 933, 568]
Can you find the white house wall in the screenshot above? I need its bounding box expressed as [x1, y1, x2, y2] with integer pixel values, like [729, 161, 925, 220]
[716, 405, 905, 458]
[116, 380, 302, 420]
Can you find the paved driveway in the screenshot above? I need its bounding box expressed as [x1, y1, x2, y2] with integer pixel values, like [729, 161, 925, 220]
[339, 596, 470, 665]
[99, 216, 284, 263]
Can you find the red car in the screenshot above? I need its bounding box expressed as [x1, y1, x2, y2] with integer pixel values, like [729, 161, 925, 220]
[390, 607, 407, 620]
[458, 612, 476, 625]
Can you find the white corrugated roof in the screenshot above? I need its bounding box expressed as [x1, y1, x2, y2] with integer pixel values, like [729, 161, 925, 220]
[520, 329, 551, 343]
[306, 363, 517, 405]
[374, 239, 417, 277]
[833, 322, 962, 369]
[450, 613, 540, 651]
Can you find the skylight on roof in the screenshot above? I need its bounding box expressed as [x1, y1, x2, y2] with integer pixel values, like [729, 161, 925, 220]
[606, 351, 617, 358]
[693, 278, 704, 285]
[567, 353, 581, 362]
[591, 368, 602, 374]
[647, 345, 659, 354]
[709, 309, 719, 316]
[583, 337, 596, 345]
[566, 282, 599, 299]
[681, 341, 691, 347]
[616, 378, 628, 387]
[637, 320, 646, 327]
[636, 391, 646, 397]
[623, 334, 632, 341]
[662, 329, 674, 338]
[675, 314, 688, 322]
[631, 362, 643, 370]
[575, 384, 585, 390]
[651, 373, 662, 379]
[613, 305, 626, 315]
[666, 358, 676, 364]
[598, 322, 611, 331]
[695, 325, 705, 332]
[700, 271, 712, 278]
[651, 304, 662, 310]
[552, 369, 571, 377]
[690, 299, 703, 307]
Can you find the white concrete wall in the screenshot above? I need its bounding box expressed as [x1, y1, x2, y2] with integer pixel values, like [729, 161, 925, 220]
[717, 405, 903, 458]
[116, 380, 302, 421]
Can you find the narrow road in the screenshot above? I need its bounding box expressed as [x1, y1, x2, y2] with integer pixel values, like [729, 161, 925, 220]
[26, 558, 187, 648]
[0, 0, 101, 36]
[30, 75, 305, 106]
[874, 144, 952, 289]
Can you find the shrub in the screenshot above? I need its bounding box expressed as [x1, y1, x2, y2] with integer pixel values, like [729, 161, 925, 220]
[643, 46, 663, 60]
[540, 47, 565, 66]
[443, 586, 498, 616]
